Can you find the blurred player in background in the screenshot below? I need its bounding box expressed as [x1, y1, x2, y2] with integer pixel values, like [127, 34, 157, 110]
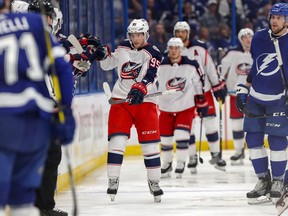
[173, 21, 227, 172]
[220, 28, 254, 165]
[158, 37, 208, 179]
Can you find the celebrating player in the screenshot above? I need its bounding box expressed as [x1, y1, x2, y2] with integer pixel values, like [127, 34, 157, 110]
[0, 0, 75, 215]
[100, 18, 163, 202]
[173, 21, 227, 172]
[158, 37, 208, 178]
[221, 28, 254, 165]
[236, 3, 288, 206]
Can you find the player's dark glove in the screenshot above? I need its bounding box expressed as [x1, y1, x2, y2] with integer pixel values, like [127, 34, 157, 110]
[69, 52, 91, 74]
[236, 84, 249, 113]
[78, 33, 102, 49]
[52, 108, 76, 145]
[127, 82, 147, 105]
[195, 95, 208, 117]
[212, 80, 227, 103]
[94, 45, 110, 61]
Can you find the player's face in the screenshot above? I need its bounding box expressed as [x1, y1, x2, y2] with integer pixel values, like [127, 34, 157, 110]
[241, 34, 253, 50]
[270, 15, 287, 35]
[129, 33, 146, 49]
[175, 30, 188, 43]
[168, 46, 181, 60]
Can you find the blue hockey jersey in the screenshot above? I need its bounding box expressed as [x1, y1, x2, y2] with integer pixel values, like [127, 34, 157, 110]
[0, 12, 73, 120]
[247, 28, 288, 105]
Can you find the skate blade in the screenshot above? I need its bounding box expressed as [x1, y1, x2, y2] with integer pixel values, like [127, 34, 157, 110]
[231, 159, 244, 166]
[189, 168, 197, 174]
[154, 195, 162, 203]
[109, 194, 116, 201]
[176, 173, 183, 179]
[214, 164, 226, 172]
[276, 197, 288, 216]
[248, 196, 272, 205]
[161, 172, 172, 178]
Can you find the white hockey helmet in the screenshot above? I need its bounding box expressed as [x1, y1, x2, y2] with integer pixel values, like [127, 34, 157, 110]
[11, 0, 29, 13]
[167, 37, 184, 48]
[173, 21, 190, 37]
[238, 28, 254, 42]
[52, 7, 63, 35]
[127, 18, 149, 43]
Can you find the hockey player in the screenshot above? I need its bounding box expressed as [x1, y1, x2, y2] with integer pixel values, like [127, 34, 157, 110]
[221, 28, 254, 165]
[99, 18, 163, 202]
[173, 21, 227, 172]
[158, 37, 208, 178]
[0, 0, 75, 215]
[236, 3, 288, 206]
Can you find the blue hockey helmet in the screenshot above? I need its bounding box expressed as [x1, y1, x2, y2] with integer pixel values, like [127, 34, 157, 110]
[269, 3, 288, 20]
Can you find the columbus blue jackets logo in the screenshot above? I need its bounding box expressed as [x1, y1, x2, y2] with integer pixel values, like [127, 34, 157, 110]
[236, 63, 251, 75]
[120, 61, 142, 79]
[166, 77, 186, 91]
[256, 53, 279, 76]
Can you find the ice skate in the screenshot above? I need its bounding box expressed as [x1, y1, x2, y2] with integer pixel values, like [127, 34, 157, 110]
[187, 155, 198, 174]
[148, 179, 164, 203]
[209, 153, 226, 171]
[107, 177, 119, 201]
[161, 162, 172, 178]
[230, 148, 245, 165]
[40, 208, 68, 216]
[270, 179, 283, 204]
[175, 161, 185, 178]
[276, 185, 288, 216]
[246, 172, 271, 205]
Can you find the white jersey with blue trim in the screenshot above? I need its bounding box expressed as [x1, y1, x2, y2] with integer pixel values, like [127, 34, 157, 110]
[221, 46, 253, 95]
[247, 28, 288, 104]
[100, 40, 162, 104]
[157, 56, 203, 112]
[181, 39, 220, 92]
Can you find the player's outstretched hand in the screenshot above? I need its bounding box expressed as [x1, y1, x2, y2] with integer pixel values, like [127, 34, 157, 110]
[195, 95, 208, 117]
[127, 82, 147, 105]
[236, 84, 249, 113]
[212, 80, 227, 104]
[52, 108, 76, 145]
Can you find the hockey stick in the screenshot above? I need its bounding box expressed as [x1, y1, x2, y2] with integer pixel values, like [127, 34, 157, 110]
[217, 47, 223, 159]
[103, 82, 178, 104]
[39, 2, 78, 216]
[198, 117, 204, 164]
[68, 34, 84, 54]
[273, 38, 288, 105]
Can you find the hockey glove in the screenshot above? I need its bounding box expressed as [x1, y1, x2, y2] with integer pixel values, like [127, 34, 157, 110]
[78, 33, 102, 49]
[236, 84, 249, 113]
[127, 82, 147, 105]
[212, 81, 227, 104]
[195, 95, 208, 117]
[52, 108, 76, 145]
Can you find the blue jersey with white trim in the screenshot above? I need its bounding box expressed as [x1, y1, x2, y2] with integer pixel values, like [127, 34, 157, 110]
[248, 28, 288, 105]
[0, 12, 73, 120]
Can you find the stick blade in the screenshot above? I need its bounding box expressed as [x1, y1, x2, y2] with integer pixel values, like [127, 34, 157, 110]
[103, 82, 112, 99]
[67, 34, 84, 54]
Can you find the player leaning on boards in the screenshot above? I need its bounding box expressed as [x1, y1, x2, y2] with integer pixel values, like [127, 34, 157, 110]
[158, 37, 208, 179]
[0, 0, 76, 215]
[99, 18, 163, 202]
[236, 3, 288, 208]
[220, 28, 254, 165]
[173, 21, 227, 172]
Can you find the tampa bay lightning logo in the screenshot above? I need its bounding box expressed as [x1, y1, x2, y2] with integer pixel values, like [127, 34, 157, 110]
[166, 77, 186, 91]
[120, 61, 142, 79]
[236, 63, 251, 75]
[256, 53, 279, 76]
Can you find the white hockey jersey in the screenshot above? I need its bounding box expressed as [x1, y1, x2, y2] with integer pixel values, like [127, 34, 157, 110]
[221, 46, 252, 95]
[100, 40, 162, 103]
[181, 39, 220, 92]
[158, 56, 203, 112]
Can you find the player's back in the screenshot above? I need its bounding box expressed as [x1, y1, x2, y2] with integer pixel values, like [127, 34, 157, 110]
[0, 12, 54, 119]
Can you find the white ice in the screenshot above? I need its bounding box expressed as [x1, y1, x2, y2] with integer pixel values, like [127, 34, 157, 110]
[55, 150, 282, 216]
